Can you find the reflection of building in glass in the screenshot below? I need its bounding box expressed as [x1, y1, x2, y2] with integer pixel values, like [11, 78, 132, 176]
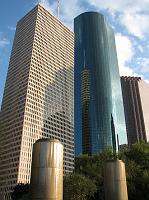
[81, 70, 91, 154]
[0, 5, 74, 200]
[74, 12, 127, 155]
[121, 76, 149, 144]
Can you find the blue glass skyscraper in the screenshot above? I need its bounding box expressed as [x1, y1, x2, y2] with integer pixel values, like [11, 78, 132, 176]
[74, 12, 127, 155]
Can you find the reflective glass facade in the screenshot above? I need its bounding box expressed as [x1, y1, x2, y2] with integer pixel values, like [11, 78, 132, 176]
[74, 12, 127, 155]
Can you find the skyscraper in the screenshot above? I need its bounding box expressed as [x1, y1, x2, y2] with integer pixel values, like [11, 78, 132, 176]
[121, 76, 149, 144]
[0, 5, 74, 199]
[74, 12, 127, 155]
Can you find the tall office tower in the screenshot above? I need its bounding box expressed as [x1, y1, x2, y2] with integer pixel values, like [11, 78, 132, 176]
[0, 5, 74, 199]
[74, 12, 127, 155]
[121, 76, 149, 144]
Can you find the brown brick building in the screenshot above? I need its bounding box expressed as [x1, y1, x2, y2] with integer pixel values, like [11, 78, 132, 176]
[121, 76, 149, 145]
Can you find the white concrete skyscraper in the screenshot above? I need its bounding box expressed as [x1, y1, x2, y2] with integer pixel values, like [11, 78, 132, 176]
[0, 4, 74, 199]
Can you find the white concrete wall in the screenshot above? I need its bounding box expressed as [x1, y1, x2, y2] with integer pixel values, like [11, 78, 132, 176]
[139, 80, 149, 141]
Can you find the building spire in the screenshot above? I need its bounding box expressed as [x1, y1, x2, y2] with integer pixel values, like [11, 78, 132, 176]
[57, 0, 60, 18]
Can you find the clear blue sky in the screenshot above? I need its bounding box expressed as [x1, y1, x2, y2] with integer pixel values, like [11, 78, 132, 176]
[0, 0, 149, 107]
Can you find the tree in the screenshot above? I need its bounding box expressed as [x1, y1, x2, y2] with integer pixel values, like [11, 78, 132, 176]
[75, 143, 149, 200]
[63, 173, 97, 200]
[10, 143, 149, 200]
[119, 142, 149, 200]
[11, 183, 30, 200]
[74, 149, 114, 200]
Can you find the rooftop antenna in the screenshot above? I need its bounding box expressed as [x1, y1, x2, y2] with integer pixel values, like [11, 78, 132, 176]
[57, 0, 60, 18]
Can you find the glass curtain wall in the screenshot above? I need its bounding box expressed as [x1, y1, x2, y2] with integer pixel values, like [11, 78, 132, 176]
[74, 12, 127, 155]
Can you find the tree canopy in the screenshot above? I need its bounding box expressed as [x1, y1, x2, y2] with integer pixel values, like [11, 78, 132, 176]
[11, 183, 30, 200]
[73, 142, 149, 200]
[11, 142, 149, 200]
[64, 173, 97, 200]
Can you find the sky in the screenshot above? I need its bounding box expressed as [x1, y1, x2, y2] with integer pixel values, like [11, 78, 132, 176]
[0, 0, 149, 106]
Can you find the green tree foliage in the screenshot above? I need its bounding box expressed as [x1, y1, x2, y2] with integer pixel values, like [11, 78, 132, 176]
[10, 143, 149, 200]
[74, 143, 149, 200]
[11, 183, 30, 200]
[119, 142, 149, 200]
[63, 173, 97, 200]
[74, 149, 114, 200]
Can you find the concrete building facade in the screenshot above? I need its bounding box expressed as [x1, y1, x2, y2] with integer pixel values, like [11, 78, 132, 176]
[0, 5, 74, 199]
[121, 76, 149, 144]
